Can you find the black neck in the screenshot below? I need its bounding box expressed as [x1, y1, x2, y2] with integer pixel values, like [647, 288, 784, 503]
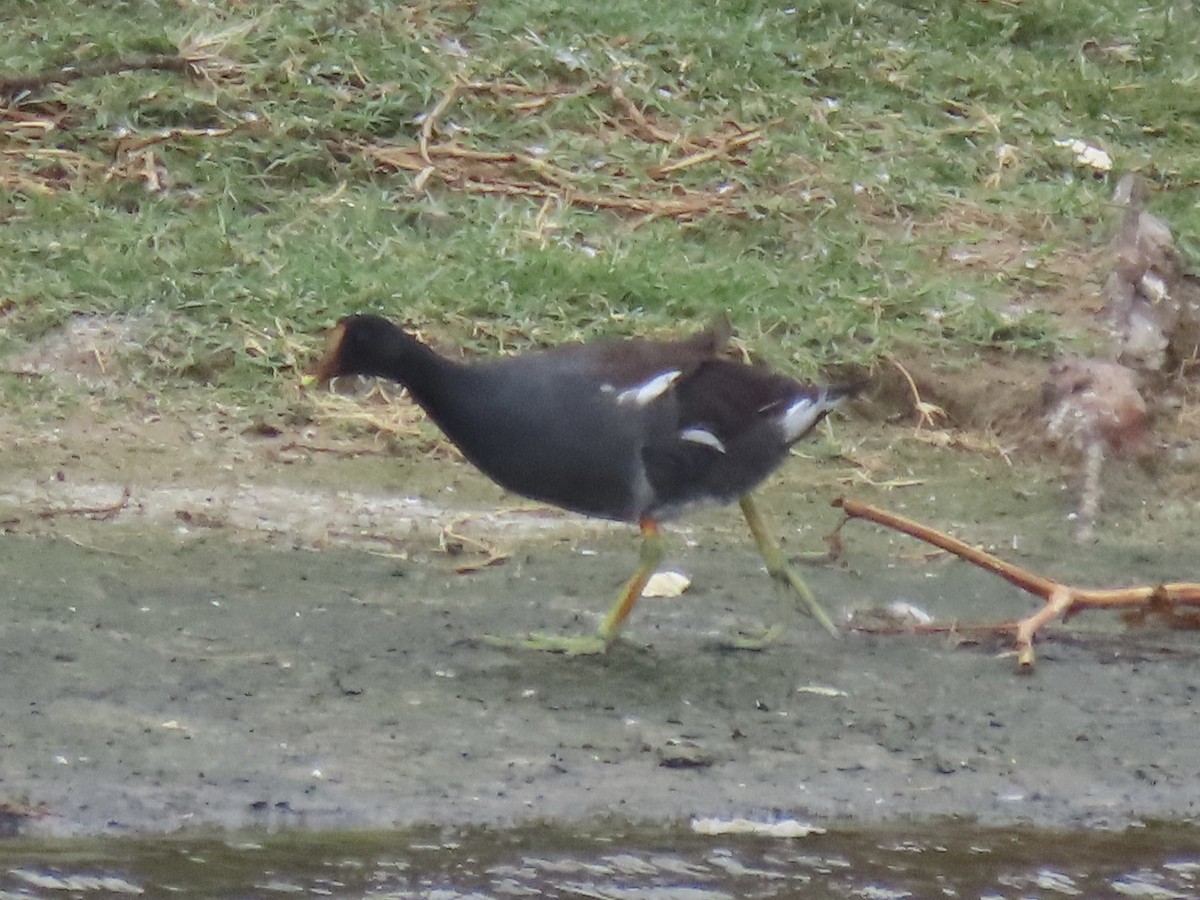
[342, 317, 462, 406]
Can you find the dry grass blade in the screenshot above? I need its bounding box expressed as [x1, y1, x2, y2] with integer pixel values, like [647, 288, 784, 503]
[419, 79, 461, 164]
[466, 179, 738, 220]
[176, 20, 259, 86]
[439, 516, 510, 573]
[647, 127, 764, 178]
[360, 138, 746, 222]
[608, 82, 687, 146]
[116, 123, 248, 153]
[3, 113, 246, 194]
[309, 388, 424, 440]
[1, 143, 101, 194]
[374, 75, 765, 221]
[0, 108, 58, 134]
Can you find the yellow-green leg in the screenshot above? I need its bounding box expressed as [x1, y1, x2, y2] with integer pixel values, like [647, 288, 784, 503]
[739, 494, 840, 638]
[483, 518, 664, 656]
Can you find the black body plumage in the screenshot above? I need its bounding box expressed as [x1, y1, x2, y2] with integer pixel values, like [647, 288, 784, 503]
[315, 314, 847, 523]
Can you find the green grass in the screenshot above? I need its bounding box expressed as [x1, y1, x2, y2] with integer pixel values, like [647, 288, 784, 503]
[1, 0, 1197, 409]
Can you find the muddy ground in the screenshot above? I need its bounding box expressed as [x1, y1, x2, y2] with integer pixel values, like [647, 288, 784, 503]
[2, 324, 1200, 838]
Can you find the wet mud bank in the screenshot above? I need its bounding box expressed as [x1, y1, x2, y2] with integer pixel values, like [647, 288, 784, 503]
[2, 479, 1199, 836]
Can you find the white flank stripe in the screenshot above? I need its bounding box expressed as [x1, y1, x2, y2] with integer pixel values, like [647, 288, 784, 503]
[679, 427, 727, 453]
[616, 369, 682, 406]
[781, 392, 837, 442]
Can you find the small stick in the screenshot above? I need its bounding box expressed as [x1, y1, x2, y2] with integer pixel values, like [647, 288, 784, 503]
[459, 179, 732, 220]
[835, 498, 1062, 599]
[0, 54, 187, 97]
[834, 497, 1200, 670]
[35, 486, 131, 521]
[1015, 587, 1073, 670]
[278, 441, 389, 458]
[328, 529, 410, 550]
[62, 535, 141, 558]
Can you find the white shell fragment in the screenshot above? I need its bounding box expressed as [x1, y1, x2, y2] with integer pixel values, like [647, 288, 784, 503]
[641, 570, 692, 598]
[796, 684, 848, 698]
[691, 817, 826, 838]
[1054, 138, 1112, 173]
[887, 600, 934, 625]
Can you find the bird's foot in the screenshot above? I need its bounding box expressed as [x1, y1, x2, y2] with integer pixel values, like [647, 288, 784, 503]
[714, 624, 784, 651]
[768, 565, 840, 638]
[479, 631, 614, 656]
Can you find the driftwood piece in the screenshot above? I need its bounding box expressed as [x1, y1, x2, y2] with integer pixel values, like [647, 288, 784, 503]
[833, 498, 1200, 671]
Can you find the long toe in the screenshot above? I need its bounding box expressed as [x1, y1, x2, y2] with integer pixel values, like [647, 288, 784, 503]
[775, 565, 840, 637]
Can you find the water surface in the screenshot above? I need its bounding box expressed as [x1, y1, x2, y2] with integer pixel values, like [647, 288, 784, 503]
[2, 822, 1198, 899]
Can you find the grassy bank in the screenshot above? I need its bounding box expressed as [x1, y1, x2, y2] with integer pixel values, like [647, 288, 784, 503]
[2, 0, 1197, 412]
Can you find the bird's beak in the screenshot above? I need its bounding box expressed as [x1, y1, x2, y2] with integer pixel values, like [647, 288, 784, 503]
[305, 321, 348, 385]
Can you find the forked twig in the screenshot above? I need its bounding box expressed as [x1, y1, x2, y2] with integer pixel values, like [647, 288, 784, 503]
[834, 498, 1200, 671]
[885, 355, 948, 433]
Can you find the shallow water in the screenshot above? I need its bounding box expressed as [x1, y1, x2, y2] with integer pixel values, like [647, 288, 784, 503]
[2, 822, 1198, 899]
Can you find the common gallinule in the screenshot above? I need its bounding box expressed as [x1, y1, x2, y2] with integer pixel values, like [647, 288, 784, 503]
[314, 313, 850, 654]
